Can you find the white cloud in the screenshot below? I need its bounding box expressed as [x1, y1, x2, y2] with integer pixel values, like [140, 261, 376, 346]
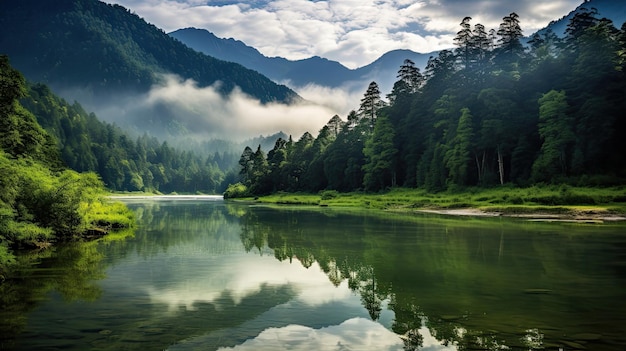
[120, 74, 339, 140]
[106, 0, 582, 68]
[293, 82, 365, 116]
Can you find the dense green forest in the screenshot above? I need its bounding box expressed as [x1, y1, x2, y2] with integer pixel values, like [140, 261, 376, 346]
[0, 56, 133, 272]
[228, 9, 626, 197]
[19, 85, 236, 194]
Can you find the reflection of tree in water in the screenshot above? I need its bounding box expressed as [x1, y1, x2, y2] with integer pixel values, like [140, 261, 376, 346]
[233, 204, 626, 351]
[353, 265, 385, 320]
[0, 237, 124, 348]
[391, 303, 424, 350]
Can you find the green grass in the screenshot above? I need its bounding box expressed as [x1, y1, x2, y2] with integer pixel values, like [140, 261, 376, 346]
[234, 185, 626, 216]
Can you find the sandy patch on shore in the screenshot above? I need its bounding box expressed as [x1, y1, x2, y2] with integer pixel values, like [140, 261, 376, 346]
[416, 208, 626, 223]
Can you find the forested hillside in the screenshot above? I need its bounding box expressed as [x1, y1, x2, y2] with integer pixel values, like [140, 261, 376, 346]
[20, 84, 235, 194]
[0, 56, 133, 271]
[229, 9, 626, 196]
[0, 0, 299, 105]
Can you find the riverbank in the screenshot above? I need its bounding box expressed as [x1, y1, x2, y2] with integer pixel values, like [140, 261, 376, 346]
[233, 186, 626, 223]
[414, 208, 626, 222]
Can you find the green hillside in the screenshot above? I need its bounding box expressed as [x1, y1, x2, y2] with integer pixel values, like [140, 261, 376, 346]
[0, 0, 299, 104]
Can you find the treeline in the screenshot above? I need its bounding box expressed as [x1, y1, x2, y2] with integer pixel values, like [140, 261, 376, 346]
[0, 56, 133, 271]
[20, 83, 236, 194]
[228, 9, 626, 197]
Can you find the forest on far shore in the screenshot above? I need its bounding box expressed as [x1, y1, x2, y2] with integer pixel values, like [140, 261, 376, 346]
[228, 9, 626, 197]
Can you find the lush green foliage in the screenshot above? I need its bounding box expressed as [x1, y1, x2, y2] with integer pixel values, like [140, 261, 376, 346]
[234, 11, 626, 195]
[20, 83, 232, 194]
[223, 183, 250, 199]
[0, 56, 133, 273]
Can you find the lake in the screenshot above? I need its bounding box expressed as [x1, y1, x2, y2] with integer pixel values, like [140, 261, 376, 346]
[1, 196, 626, 350]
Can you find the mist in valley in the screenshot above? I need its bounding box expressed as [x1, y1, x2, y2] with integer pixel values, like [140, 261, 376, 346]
[66, 74, 368, 156]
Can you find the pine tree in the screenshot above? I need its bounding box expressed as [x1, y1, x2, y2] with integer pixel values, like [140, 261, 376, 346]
[495, 12, 524, 63]
[532, 90, 574, 181]
[389, 59, 423, 103]
[358, 82, 385, 132]
[363, 115, 398, 191]
[454, 17, 474, 70]
[444, 108, 474, 187]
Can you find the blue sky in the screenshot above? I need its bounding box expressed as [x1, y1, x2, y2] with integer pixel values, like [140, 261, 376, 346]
[105, 0, 584, 68]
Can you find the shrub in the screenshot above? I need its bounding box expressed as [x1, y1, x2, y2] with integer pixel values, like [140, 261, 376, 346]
[223, 183, 249, 199]
[320, 190, 339, 200]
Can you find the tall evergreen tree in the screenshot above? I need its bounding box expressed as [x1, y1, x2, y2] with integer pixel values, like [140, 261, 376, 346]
[389, 59, 423, 104]
[495, 12, 524, 64]
[363, 115, 398, 191]
[444, 108, 474, 187]
[454, 17, 475, 70]
[564, 7, 599, 51]
[238, 146, 254, 185]
[532, 90, 574, 181]
[358, 82, 385, 132]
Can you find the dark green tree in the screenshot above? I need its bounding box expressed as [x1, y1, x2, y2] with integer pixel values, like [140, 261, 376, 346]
[358, 81, 385, 132]
[454, 17, 475, 70]
[532, 90, 574, 181]
[444, 108, 474, 187]
[238, 146, 254, 185]
[495, 12, 524, 64]
[363, 115, 398, 191]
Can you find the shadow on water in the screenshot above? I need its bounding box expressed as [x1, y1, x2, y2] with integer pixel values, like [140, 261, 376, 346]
[1, 198, 625, 350]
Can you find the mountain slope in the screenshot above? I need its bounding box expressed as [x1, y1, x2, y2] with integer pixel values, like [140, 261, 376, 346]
[171, 0, 625, 95]
[0, 0, 299, 105]
[537, 0, 626, 36]
[170, 27, 432, 94]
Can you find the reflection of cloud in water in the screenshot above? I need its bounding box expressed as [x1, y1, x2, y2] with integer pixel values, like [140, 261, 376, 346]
[211, 318, 458, 351]
[146, 255, 354, 312]
[216, 318, 402, 351]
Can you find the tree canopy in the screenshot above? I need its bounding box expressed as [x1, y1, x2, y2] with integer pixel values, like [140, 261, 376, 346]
[230, 10, 626, 196]
[0, 56, 133, 272]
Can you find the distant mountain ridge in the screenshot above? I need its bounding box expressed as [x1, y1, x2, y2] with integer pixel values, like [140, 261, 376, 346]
[170, 28, 433, 94]
[0, 0, 299, 105]
[537, 0, 626, 37]
[170, 0, 626, 95]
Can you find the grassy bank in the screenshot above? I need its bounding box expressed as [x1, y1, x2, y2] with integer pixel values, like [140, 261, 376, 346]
[234, 185, 626, 218]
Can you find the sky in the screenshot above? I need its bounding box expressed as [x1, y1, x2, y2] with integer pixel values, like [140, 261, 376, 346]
[105, 0, 584, 69]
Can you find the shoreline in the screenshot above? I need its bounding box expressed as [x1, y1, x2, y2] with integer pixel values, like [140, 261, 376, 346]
[415, 208, 626, 223]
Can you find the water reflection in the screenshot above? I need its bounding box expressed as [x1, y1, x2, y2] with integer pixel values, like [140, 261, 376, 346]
[1, 198, 626, 351]
[230, 203, 626, 351]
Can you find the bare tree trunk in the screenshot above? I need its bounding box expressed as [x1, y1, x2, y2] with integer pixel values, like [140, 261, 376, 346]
[497, 145, 504, 185]
[475, 152, 482, 183]
[474, 150, 488, 184]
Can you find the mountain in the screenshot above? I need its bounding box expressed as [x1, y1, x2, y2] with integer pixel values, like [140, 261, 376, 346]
[0, 0, 299, 107]
[537, 0, 626, 37]
[170, 28, 433, 94]
[171, 0, 626, 96]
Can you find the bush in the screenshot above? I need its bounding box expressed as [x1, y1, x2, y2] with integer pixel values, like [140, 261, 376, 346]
[320, 190, 339, 200]
[223, 183, 249, 199]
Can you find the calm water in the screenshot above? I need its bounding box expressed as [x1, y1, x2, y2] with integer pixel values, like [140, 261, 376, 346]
[1, 197, 626, 350]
